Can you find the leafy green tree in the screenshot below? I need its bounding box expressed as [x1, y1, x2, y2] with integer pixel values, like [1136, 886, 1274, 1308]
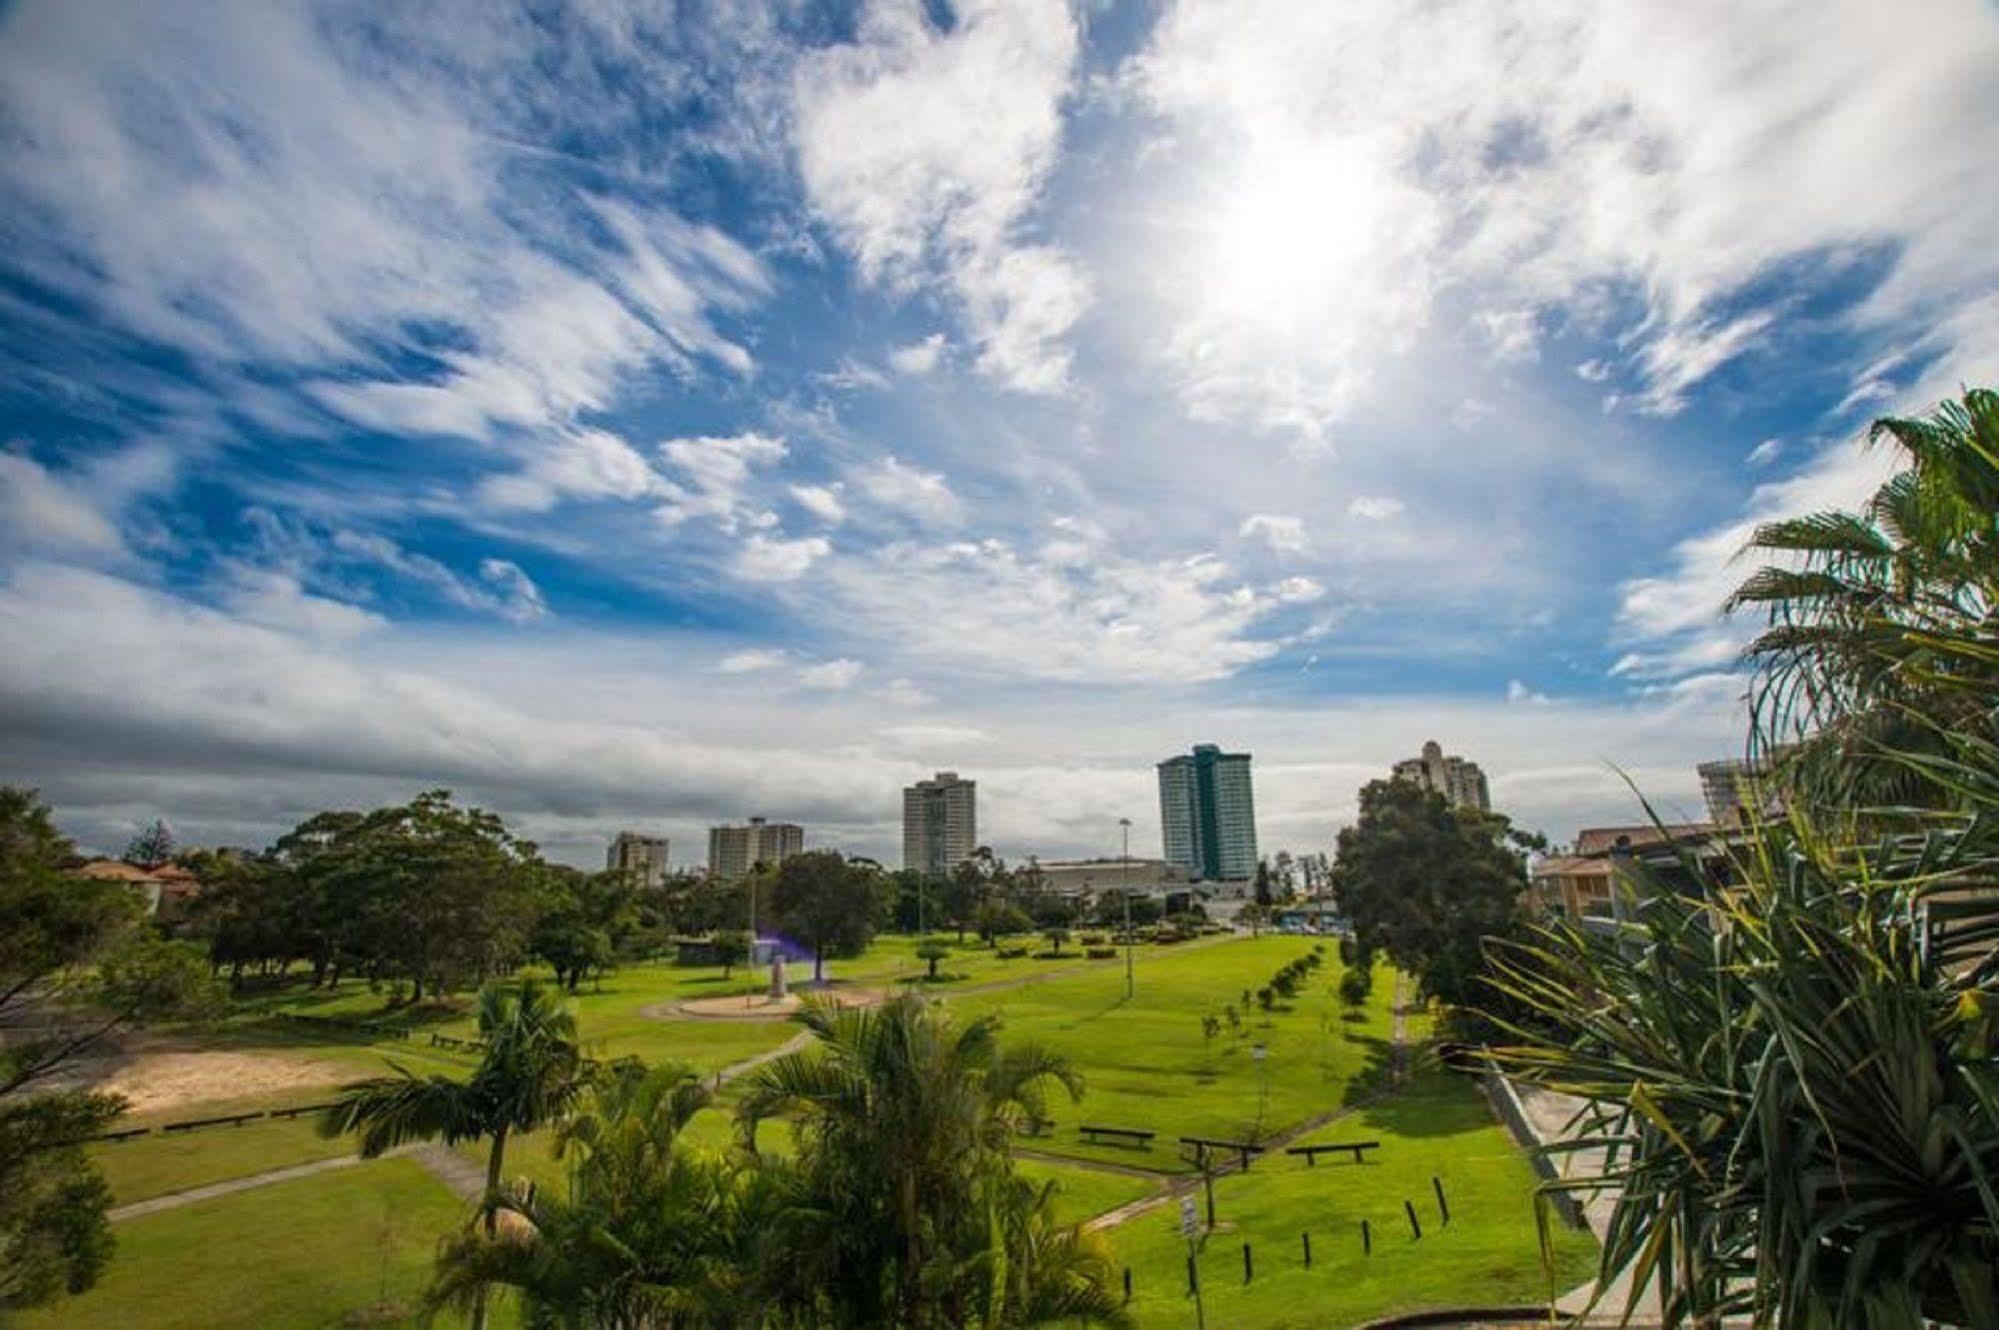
[1337, 958, 1374, 1015]
[740, 994, 1125, 1328]
[1042, 927, 1069, 956]
[977, 898, 1035, 945]
[916, 938, 951, 981]
[531, 866, 634, 991]
[280, 791, 540, 1000]
[1728, 386, 1999, 810]
[1332, 779, 1531, 1007]
[321, 980, 593, 1330]
[1, 788, 218, 1312]
[767, 850, 883, 983]
[710, 929, 750, 980]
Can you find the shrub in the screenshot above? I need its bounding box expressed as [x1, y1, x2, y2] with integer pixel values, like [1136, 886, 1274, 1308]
[1085, 946, 1116, 960]
[1080, 932, 1108, 947]
[996, 946, 1027, 959]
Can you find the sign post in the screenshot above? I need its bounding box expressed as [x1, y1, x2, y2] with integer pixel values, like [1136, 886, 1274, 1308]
[1180, 1195, 1206, 1330]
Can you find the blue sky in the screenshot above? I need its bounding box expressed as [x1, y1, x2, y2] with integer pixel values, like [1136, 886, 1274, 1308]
[1, 0, 1994, 866]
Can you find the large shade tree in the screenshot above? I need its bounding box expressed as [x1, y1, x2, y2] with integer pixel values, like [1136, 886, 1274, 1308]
[766, 850, 884, 983]
[1, 788, 217, 1312]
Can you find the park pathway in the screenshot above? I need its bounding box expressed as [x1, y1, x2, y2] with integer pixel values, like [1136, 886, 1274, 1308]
[107, 1148, 415, 1222]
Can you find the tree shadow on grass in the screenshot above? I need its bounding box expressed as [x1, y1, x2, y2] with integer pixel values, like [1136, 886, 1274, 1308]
[1345, 1062, 1496, 1140]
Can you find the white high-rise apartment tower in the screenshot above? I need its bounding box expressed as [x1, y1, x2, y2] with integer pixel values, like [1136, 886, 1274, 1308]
[605, 832, 670, 887]
[903, 771, 977, 877]
[707, 817, 804, 881]
[1392, 740, 1491, 812]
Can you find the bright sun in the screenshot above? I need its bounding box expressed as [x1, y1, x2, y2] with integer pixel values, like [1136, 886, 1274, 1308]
[1206, 144, 1384, 318]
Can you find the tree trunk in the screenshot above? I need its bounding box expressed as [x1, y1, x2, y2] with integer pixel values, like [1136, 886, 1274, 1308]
[470, 1125, 508, 1330]
[814, 942, 825, 985]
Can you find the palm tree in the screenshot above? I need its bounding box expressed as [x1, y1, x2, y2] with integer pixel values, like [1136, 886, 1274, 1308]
[1485, 810, 1999, 1329]
[739, 993, 1127, 1328]
[425, 1060, 755, 1330]
[1726, 386, 1999, 808]
[321, 979, 592, 1330]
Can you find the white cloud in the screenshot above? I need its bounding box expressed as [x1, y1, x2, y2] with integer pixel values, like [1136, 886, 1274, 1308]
[476, 428, 662, 514]
[1272, 576, 1325, 604]
[877, 677, 936, 707]
[789, 483, 848, 525]
[328, 529, 547, 623]
[1575, 359, 1611, 383]
[824, 535, 1285, 685]
[797, 657, 864, 690]
[1475, 309, 1540, 364]
[1506, 678, 1550, 705]
[1613, 436, 1902, 679]
[854, 455, 963, 527]
[216, 566, 385, 640]
[655, 433, 788, 531]
[1346, 496, 1405, 521]
[734, 533, 831, 583]
[0, 4, 769, 467]
[1238, 513, 1310, 555]
[887, 332, 948, 375]
[1127, 0, 1999, 440]
[0, 453, 122, 555]
[792, 0, 1088, 394]
[1746, 437, 1784, 468]
[717, 648, 787, 674]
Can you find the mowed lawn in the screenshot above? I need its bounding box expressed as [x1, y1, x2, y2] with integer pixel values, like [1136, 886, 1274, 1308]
[18, 1158, 478, 1330]
[1105, 1063, 1600, 1329]
[943, 936, 1398, 1171]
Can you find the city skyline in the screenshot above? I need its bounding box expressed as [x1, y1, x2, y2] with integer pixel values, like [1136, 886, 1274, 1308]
[4, 1, 1992, 868]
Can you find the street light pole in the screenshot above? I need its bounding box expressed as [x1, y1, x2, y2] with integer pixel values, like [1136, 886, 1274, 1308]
[1120, 817, 1134, 1000]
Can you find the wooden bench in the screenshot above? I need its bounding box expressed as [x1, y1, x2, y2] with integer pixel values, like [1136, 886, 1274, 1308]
[1180, 1136, 1266, 1171]
[1079, 1123, 1155, 1149]
[1286, 1140, 1380, 1166]
[1022, 1116, 1057, 1137]
[163, 1111, 264, 1133]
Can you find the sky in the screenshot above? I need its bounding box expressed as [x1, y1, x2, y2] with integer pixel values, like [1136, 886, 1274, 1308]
[1, 0, 1995, 868]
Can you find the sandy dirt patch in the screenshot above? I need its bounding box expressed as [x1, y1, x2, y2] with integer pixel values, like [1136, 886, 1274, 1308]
[658, 987, 887, 1022]
[59, 1046, 361, 1116]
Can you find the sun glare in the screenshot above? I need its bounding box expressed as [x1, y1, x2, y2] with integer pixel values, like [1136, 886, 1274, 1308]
[1206, 146, 1382, 317]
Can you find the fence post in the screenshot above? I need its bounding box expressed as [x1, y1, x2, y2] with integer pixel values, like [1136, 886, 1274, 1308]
[1302, 1231, 1312, 1268]
[1187, 1251, 1198, 1295]
[1404, 1199, 1422, 1239]
[1432, 1175, 1450, 1225]
[1122, 1267, 1132, 1304]
[1242, 1242, 1253, 1283]
[1361, 1218, 1371, 1254]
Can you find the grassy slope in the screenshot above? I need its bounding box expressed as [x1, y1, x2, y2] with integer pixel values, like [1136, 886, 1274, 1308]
[1107, 1064, 1599, 1329]
[19, 1159, 474, 1330]
[945, 936, 1397, 1171]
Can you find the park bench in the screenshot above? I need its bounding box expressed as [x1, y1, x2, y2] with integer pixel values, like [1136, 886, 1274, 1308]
[267, 1102, 339, 1120]
[89, 1125, 153, 1144]
[1179, 1136, 1266, 1171]
[1078, 1123, 1155, 1149]
[1022, 1116, 1057, 1137]
[1285, 1140, 1380, 1166]
[163, 1110, 264, 1133]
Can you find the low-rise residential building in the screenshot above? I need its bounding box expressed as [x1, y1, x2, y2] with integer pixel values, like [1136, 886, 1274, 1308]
[74, 858, 200, 917]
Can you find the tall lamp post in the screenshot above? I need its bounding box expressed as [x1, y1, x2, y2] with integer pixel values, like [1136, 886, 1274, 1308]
[1119, 817, 1134, 999]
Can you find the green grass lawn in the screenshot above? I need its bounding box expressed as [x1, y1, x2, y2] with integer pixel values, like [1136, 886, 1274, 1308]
[66, 935, 1588, 1328]
[19, 1158, 477, 1330]
[1018, 1156, 1163, 1226]
[943, 936, 1396, 1171]
[90, 1111, 358, 1204]
[1104, 1063, 1598, 1329]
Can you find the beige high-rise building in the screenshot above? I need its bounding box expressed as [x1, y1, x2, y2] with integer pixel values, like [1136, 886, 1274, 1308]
[1392, 740, 1491, 812]
[707, 817, 804, 881]
[605, 831, 670, 887]
[903, 771, 977, 877]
